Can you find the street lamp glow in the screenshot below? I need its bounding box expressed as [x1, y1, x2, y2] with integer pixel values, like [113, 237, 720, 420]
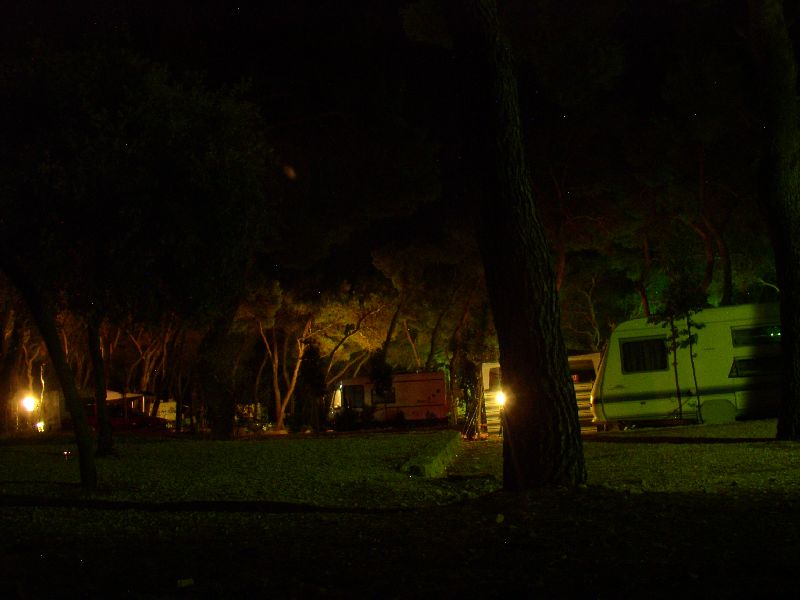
[496, 391, 506, 407]
[22, 395, 36, 413]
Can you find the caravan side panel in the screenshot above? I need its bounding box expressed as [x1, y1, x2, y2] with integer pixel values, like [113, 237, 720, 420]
[373, 372, 449, 422]
[591, 325, 688, 424]
[591, 303, 781, 426]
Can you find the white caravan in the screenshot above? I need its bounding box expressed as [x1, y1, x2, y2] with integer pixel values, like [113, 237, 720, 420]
[590, 303, 782, 428]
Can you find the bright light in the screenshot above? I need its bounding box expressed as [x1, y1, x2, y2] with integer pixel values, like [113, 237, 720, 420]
[35, 421, 45, 432]
[496, 391, 506, 407]
[22, 395, 36, 413]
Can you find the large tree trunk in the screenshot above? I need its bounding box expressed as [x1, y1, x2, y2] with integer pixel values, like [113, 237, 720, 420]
[636, 234, 653, 317]
[2, 264, 97, 486]
[749, 0, 800, 440]
[704, 217, 733, 306]
[87, 315, 114, 456]
[197, 314, 238, 440]
[447, 0, 586, 488]
[684, 219, 715, 295]
[368, 300, 403, 399]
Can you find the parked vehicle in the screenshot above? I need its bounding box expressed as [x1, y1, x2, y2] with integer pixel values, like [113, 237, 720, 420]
[569, 353, 602, 428]
[86, 400, 169, 431]
[328, 371, 450, 427]
[476, 353, 601, 436]
[479, 362, 504, 435]
[591, 303, 781, 429]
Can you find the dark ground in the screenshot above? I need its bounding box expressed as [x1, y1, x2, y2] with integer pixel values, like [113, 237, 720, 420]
[2, 434, 799, 599]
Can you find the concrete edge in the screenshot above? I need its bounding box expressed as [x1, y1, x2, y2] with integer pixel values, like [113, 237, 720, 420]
[400, 429, 462, 478]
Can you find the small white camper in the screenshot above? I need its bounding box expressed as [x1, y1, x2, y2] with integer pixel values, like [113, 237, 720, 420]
[590, 303, 782, 428]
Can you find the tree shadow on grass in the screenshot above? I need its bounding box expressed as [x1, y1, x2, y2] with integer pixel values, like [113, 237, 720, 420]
[5, 485, 799, 598]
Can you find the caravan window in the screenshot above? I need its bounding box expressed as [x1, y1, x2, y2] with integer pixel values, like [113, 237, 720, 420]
[372, 387, 396, 405]
[731, 325, 781, 347]
[342, 385, 365, 409]
[620, 338, 668, 373]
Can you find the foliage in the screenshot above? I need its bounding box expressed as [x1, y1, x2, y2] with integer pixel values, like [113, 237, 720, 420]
[369, 226, 489, 373]
[647, 268, 708, 421]
[1, 47, 277, 324]
[558, 255, 639, 352]
[0, 44, 281, 445]
[0, 278, 45, 432]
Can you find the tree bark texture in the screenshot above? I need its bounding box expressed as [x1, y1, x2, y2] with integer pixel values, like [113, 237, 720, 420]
[704, 217, 733, 305]
[87, 316, 114, 456]
[446, 0, 586, 488]
[749, 0, 800, 440]
[196, 313, 238, 440]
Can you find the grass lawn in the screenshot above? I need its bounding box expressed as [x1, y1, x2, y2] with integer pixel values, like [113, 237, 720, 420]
[0, 429, 466, 507]
[1, 421, 798, 598]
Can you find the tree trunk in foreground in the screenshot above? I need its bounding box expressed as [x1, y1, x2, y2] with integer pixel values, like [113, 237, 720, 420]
[749, 0, 800, 440]
[88, 315, 114, 456]
[197, 314, 238, 440]
[447, 0, 586, 488]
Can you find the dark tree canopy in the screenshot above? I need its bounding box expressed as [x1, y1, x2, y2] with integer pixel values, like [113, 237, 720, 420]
[0, 43, 280, 473]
